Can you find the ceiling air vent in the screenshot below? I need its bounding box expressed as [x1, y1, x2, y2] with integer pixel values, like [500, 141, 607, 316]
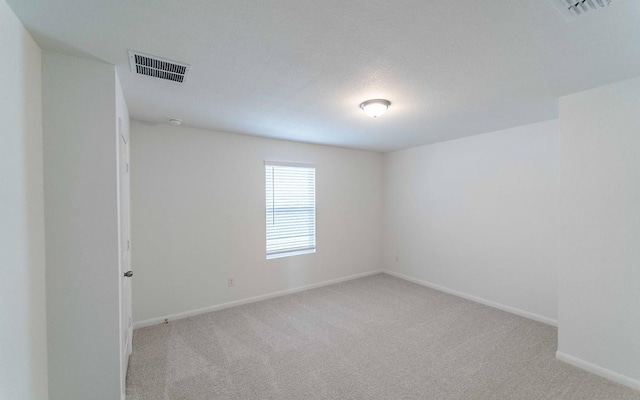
[550, 0, 614, 21]
[128, 50, 190, 83]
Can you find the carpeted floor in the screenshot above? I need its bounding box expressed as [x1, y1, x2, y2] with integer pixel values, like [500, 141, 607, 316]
[126, 273, 640, 399]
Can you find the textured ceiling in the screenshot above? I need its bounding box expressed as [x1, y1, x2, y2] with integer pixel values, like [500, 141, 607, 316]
[8, 0, 640, 151]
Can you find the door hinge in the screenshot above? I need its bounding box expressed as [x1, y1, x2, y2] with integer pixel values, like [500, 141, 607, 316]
[127, 239, 130, 251]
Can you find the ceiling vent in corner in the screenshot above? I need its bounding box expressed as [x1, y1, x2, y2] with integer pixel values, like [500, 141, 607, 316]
[550, 0, 614, 21]
[128, 50, 190, 83]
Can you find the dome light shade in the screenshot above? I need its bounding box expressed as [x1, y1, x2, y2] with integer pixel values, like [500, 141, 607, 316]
[360, 99, 391, 118]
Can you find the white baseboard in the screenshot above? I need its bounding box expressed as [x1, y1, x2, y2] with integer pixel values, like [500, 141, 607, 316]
[134, 269, 383, 329]
[556, 351, 640, 391]
[382, 269, 558, 327]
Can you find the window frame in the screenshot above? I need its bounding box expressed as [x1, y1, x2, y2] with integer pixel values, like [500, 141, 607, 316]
[264, 161, 316, 260]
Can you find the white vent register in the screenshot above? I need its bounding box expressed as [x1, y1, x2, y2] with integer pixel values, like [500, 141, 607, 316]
[128, 50, 190, 83]
[550, 0, 614, 20]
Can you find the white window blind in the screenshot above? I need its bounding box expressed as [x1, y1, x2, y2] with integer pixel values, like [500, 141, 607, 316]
[265, 162, 316, 259]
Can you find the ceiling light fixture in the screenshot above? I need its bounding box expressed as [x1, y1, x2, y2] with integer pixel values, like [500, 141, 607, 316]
[168, 118, 182, 126]
[359, 99, 391, 118]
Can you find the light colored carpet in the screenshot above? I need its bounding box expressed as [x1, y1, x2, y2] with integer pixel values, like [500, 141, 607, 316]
[127, 273, 640, 400]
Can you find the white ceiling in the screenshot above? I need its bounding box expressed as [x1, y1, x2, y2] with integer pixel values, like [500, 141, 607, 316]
[8, 0, 640, 152]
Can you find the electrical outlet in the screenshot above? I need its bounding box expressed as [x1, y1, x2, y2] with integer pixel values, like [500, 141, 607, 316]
[227, 278, 235, 287]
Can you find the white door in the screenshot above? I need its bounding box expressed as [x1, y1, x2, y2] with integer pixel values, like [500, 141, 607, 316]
[118, 117, 133, 393]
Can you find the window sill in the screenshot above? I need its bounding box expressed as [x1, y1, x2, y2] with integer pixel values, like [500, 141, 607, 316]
[266, 249, 316, 260]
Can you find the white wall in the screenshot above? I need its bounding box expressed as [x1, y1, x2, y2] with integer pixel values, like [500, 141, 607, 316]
[0, 1, 48, 398]
[557, 76, 640, 388]
[42, 52, 122, 400]
[131, 122, 383, 324]
[383, 120, 559, 324]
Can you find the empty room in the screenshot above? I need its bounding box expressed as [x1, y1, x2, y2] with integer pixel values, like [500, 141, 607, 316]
[2, 0, 640, 399]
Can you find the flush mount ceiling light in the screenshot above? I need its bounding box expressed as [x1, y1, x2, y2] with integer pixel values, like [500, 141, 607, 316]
[168, 118, 182, 126]
[360, 99, 391, 118]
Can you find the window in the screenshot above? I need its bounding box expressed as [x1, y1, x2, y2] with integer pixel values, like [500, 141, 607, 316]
[265, 162, 316, 259]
